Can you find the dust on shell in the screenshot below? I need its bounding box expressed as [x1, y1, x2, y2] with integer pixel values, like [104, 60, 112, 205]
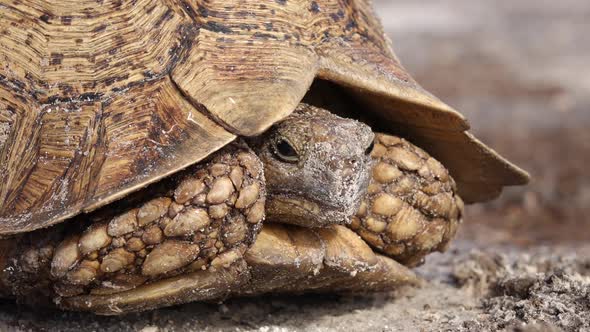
[46, 143, 265, 298]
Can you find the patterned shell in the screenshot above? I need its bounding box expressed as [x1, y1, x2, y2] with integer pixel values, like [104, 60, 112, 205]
[0, 0, 528, 235]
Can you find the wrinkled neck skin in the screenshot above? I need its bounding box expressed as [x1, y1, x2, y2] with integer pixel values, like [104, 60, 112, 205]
[249, 104, 374, 228]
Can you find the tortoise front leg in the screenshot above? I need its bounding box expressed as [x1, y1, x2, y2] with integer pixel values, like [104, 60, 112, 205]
[0, 143, 266, 313]
[349, 134, 464, 267]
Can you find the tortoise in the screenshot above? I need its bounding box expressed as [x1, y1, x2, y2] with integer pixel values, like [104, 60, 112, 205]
[0, 0, 529, 314]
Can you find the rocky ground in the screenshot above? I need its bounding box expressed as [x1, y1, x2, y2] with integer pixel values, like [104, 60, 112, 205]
[1, 0, 589, 331]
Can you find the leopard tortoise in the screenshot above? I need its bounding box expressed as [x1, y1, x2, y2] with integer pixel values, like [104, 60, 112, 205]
[0, 0, 528, 314]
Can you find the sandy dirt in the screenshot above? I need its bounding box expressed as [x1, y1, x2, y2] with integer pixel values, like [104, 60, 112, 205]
[1, 0, 589, 331]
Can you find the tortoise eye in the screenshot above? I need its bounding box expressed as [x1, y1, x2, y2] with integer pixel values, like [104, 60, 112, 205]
[273, 138, 299, 163]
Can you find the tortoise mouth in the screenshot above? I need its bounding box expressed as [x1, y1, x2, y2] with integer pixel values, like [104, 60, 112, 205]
[264, 193, 359, 228]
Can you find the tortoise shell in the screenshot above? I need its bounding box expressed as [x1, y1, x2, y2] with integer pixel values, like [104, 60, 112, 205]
[0, 0, 528, 235]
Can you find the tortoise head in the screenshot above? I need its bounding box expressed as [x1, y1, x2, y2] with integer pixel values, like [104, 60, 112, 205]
[250, 104, 374, 227]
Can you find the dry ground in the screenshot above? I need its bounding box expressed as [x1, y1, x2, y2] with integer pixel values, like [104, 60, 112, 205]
[1, 1, 589, 331]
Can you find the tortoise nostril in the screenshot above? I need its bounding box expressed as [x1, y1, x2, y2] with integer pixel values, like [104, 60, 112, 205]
[341, 157, 362, 178]
[346, 157, 359, 167]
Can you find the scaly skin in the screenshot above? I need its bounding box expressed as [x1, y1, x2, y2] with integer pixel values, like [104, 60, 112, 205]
[350, 134, 464, 267]
[0, 144, 266, 303]
[0, 106, 463, 314]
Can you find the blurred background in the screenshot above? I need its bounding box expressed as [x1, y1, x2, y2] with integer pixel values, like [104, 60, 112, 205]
[374, 0, 590, 246]
[1, 1, 588, 331]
